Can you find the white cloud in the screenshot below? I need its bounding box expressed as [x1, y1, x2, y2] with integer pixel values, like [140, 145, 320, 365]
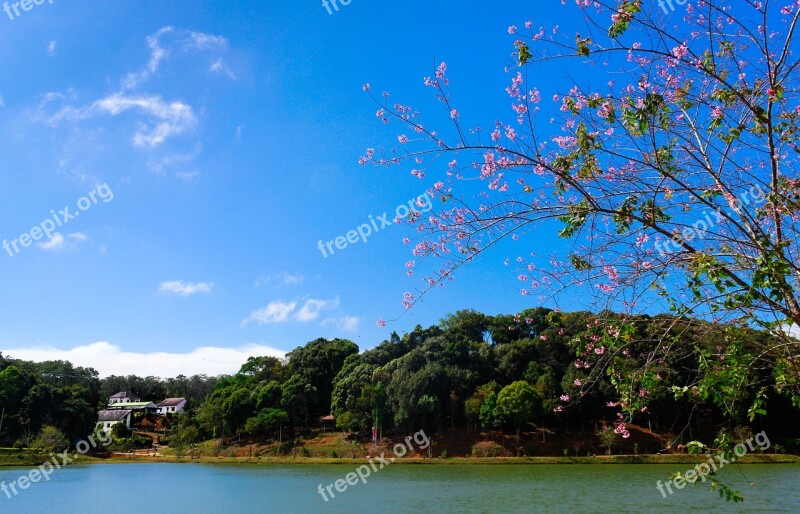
[39, 25, 231, 170]
[44, 93, 197, 149]
[175, 171, 199, 181]
[93, 94, 197, 148]
[1, 341, 286, 378]
[187, 32, 228, 50]
[243, 300, 297, 325]
[210, 59, 237, 80]
[159, 280, 214, 296]
[322, 316, 360, 332]
[244, 297, 341, 325]
[46, 41, 57, 56]
[254, 271, 304, 288]
[38, 232, 88, 251]
[121, 28, 230, 89]
[295, 298, 339, 322]
[122, 26, 174, 90]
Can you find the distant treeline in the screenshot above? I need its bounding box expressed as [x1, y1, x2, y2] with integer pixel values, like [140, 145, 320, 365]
[2, 309, 799, 450]
[0, 356, 216, 446]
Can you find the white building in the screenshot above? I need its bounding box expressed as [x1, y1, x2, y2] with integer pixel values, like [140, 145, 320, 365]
[108, 390, 140, 405]
[97, 409, 132, 433]
[157, 398, 187, 415]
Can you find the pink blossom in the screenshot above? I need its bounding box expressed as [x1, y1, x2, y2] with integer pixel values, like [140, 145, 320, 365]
[672, 43, 688, 59]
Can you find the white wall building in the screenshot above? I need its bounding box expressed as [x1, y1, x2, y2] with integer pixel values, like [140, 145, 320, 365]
[97, 409, 132, 433]
[157, 398, 187, 415]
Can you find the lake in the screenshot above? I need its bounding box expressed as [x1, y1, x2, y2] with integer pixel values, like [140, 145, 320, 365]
[1, 463, 798, 513]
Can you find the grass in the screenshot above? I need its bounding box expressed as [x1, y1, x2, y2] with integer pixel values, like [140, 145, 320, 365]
[0, 449, 106, 468]
[88, 453, 800, 466]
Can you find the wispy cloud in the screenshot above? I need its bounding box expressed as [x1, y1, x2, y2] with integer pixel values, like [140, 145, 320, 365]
[122, 26, 174, 90]
[243, 296, 340, 325]
[35, 26, 235, 179]
[159, 280, 214, 296]
[38, 232, 88, 251]
[45, 94, 198, 149]
[210, 59, 237, 80]
[243, 300, 297, 325]
[186, 31, 228, 51]
[254, 271, 304, 288]
[46, 41, 57, 56]
[322, 316, 360, 332]
[295, 298, 339, 322]
[1, 341, 285, 378]
[121, 27, 231, 89]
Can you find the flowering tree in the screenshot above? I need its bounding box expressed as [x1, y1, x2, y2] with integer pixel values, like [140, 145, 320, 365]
[363, 0, 800, 494]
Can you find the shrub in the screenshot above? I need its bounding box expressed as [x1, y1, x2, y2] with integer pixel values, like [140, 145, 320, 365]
[31, 426, 68, 454]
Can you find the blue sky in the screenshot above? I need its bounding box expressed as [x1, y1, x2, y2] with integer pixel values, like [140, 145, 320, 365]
[0, 0, 594, 376]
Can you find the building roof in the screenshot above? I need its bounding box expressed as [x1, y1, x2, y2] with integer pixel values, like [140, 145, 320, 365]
[98, 410, 131, 422]
[320, 415, 335, 422]
[157, 398, 186, 407]
[107, 401, 157, 410]
[109, 390, 139, 400]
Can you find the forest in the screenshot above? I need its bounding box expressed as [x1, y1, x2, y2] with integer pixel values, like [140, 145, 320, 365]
[2, 308, 799, 456]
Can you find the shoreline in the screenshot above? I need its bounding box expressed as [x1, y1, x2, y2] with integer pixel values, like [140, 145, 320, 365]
[3, 453, 797, 467]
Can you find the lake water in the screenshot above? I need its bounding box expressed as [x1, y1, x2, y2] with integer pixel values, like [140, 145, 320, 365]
[1, 463, 798, 513]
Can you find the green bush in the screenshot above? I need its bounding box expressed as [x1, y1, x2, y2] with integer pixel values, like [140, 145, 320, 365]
[32, 426, 69, 454]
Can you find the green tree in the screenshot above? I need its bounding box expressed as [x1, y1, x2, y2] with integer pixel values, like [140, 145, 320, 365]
[31, 425, 68, 454]
[286, 338, 359, 418]
[479, 391, 499, 432]
[598, 426, 621, 456]
[496, 381, 543, 443]
[465, 382, 498, 434]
